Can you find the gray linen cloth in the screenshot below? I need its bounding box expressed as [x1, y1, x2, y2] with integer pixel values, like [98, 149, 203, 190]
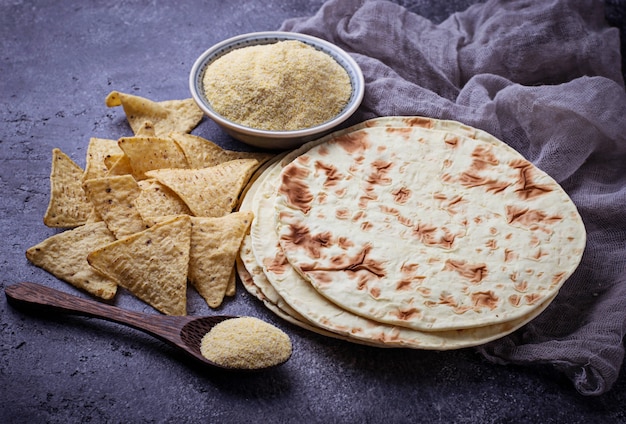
[280, 0, 626, 396]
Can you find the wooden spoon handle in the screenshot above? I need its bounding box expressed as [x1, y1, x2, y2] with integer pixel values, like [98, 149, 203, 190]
[4, 282, 188, 343]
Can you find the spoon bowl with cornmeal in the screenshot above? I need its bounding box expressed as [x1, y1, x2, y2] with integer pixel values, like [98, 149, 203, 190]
[5, 282, 292, 371]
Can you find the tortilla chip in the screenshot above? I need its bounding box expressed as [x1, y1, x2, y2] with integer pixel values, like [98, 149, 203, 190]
[118, 136, 189, 180]
[87, 215, 191, 315]
[43, 148, 94, 228]
[134, 179, 192, 219]
[82, 138, 124, 182]
[141, 215, 181, 227]
[26, 222, 118, 299]
[105, 154, 133, 176]
[170, 133, 274, 169]
[136, 120, 156, 137]
[83, 175, 147, 239]
[189, 212, 253, 308]
[225, 269, 236, 297]
[105, 91, 203, 137]
[104, 153, 124, 170]
[145, 159, 259, 217]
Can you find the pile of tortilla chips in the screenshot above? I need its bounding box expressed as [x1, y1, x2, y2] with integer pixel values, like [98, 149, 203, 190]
[26, 91, 273, 315]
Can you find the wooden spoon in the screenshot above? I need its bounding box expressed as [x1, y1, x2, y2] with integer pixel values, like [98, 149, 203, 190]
[5, 281, 287, 371]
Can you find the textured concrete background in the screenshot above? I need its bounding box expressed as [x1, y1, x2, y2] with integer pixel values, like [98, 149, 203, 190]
[2, 1, 626, 423]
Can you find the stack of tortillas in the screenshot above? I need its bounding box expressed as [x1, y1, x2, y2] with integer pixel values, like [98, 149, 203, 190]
[236, 116, 586, 349]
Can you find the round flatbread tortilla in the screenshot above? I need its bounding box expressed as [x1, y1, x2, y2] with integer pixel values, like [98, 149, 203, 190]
[237, 159, 384, 346]
[242, 159, 557, 349]
[273, 124, 585, 332]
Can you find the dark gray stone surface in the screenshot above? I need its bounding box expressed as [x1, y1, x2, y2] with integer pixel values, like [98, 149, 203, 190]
[2, 1, 625, 423]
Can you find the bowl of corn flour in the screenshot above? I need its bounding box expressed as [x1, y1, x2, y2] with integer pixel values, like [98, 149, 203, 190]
[190, 31, 364, 150]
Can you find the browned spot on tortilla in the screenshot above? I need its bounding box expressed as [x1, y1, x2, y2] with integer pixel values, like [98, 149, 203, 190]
[444, 135, 459, 147]
[532, 248, 549, 260]
[514, 280, 528, 292]
[471, 291, 499, 310]
[351, 210, 366, 222]
[264, 248, 288, 275]
[396, 279, 413, 290]
[380, 205, 400, 216]
[392, 186, 411, 204]
[508, 294, 522, 307]
[552, 272, 566, 286]
[336, 208, 350, 220]
[505, 205, 562, 228]
[510, 159, 554, 200]
[369, 287, 381, 298]
[413, 223, 457, 249]
[394, 308, 421, 321]
[398, 215, 413, 227]
[352, 274, 368, 292]
[367, 160, 393, 186]
[471, 144, 499, 170]
[315, 160, 344, 188]
[436, 193, 466, 215]
[417, 286, 430, 296]
[311, 270, 333, 285]
[373, 329, 402, 344]
[385, 127, 414, 136]
[361, 221, 373, 231]
[401, 262, 419, 274]
[358, 191, 378, 209]
[524, 293, 543, 305]
[459, 172, 509, 193]
[336, 130, 370, 155]
[348, 245, 386, 278]
[297, 154, 311, 165]
[281, 223, 332, 260]
[401, 116, 435, 128]
[439, 293, 458, 308]
[444, 259, 488, 284]
[278, 163, 313, 214]
[337, 237, 354, 249]
[300, 244, 386, 280]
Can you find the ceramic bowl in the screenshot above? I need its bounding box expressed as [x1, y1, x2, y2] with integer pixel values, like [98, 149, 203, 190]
[189, 31, 364, 150]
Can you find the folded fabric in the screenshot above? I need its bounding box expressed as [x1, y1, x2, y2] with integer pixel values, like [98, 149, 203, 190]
[280, 0, 626, 396]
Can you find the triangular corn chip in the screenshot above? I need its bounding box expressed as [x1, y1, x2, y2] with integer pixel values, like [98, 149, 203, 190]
[44, 148, 94, 228]
[26, 222, 118, 299]
[145, 159, 259, 217]
[87, 215, 191, 315]
[136, 120, 156, 137]
[170, 133, 274, 169]
[82, 138, 124, 182]
[141, 215, 181, 227]
[105, 91, 203, 137]
[189, 211, 253, 308]
[225, 269, 236, 297]
[118, 136, 189, 180]
[83, 175, 147, 239]
[103, 153, 124, 170]
[134, 179, 192, 219]
[105, 154, 133, 176]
